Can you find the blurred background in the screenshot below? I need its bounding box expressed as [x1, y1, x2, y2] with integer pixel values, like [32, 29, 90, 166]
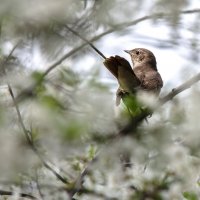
[0, 0, 200, 199]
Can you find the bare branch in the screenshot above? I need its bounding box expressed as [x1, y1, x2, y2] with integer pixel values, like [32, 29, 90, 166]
[64, 24, 106, 59]
[69, 156, 98, 199]
[160, 73, 200, 105]
[8, 84, 69, 184]
[0, 189, 37, 199]
[119, 72, 200, 135]
[0, 42, 21, 72]
[3, 46, 69, 185]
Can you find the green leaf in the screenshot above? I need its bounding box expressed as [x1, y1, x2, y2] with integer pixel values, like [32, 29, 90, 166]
[40, 95, 64, 110]
[60, 68, 80, 86]
[87, 144, 97, 160]
[60, 120, 87, 140]
[31, 71, 44, 83]
[122, 94, 142, 115]
[183, 191, 198, 200]
[31, 71, 46, 95]
[72, 160, 82, 171]
[87, 77, 109, 91]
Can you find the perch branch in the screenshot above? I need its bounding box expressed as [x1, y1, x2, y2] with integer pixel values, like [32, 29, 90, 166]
[160, 73, 200, 105]
[119, 72, 200, 135]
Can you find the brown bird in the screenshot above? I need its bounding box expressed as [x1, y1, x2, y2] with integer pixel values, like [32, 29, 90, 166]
[124, 48, 163, 95]
[103, 48, 163, 114]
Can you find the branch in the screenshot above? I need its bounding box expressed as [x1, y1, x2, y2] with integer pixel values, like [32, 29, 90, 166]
[69, 156, 97, 199]
[8, 85, 69, 184]
[64, 24, 106, 59]
[119, 72, 200, 135]
[160, 73, 200, 105]
[0, 190, 37, 199]
[2, 47, 69, 185]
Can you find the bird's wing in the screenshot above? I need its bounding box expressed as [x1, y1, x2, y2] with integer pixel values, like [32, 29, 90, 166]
[103, 56, 119, 78]
[114, 56, 133, 72]
[141, 72, 163, 92]
[103, 56, 135, 79]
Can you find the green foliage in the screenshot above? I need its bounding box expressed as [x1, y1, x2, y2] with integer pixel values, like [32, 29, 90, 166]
[59, 68, 80, 87]
[31, 71, 44, 83]
[183, 191, 198, 200]
[39, 94, 64, 110]
[122, 94, 142, 116]
[60, 120, 85, 140]
[87, 144, 97, 160]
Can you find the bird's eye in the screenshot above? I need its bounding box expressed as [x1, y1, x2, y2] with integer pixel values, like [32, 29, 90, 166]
[135, 50, 140, 55]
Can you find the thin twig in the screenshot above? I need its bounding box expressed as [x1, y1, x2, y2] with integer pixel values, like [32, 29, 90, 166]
[0, 189, 37, 199]
[35, 170, 44, 200]
[64, 24, 106, 59]
[69, 156, 98, 199]
[0, 42, 21, 69]
[2, 46, 69, 185]
[8, 84, 69, 184]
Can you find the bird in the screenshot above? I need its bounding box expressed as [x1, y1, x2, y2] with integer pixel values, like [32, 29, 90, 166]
[103, 48, 163, 114]
[124, 48, 163, 95]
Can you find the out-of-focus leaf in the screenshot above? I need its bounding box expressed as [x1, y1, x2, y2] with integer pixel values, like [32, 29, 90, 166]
[122, 94, 142, 116]
[31, 71, 44, 83]
[31, 71, 46, 95]
[183, 191, 198, 200]
[87, 144, 97, 160]
[72, 160, 83, 172]
[87, 78, 109, 91]
[40, 95, 64, 110]
[60, 120, 87, 140]
[60, 68, 80, 87]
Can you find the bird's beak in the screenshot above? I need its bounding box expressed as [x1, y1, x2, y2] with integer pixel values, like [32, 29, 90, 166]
[124, 50, 131, 54]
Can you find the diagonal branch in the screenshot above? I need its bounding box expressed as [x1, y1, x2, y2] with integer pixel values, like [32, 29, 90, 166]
[0, 189, 37, 199]
[64, 24, 106, 59]
[3, 46, 69, 185]
[8, 85, 69, 184]
[69, 156, 98, 199]
[119, 72, 200, 135]
[159, 73, 200, 105]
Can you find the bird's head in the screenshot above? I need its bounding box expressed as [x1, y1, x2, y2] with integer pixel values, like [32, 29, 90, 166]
[124, 48, 157, 70]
